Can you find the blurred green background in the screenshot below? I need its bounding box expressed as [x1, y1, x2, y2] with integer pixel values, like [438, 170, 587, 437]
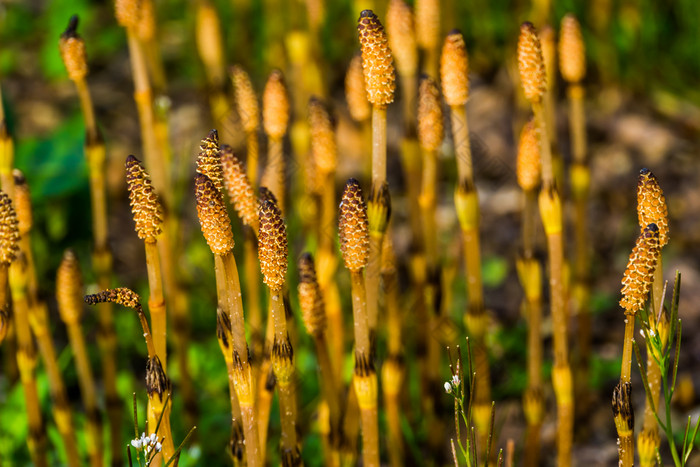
[0, 0, 698, 464]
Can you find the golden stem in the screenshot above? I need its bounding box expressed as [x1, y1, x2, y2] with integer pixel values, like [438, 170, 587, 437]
[399, 138, 423, 247]
[350, 271, 370, 357]
[568, 84, 586, 164]
[450, 106, 473, 184]
[32, 311, 80, 466]
[66, 323, 103, 467]
[321, 280, 344, 384]
[620, 314, 635, 384]
[652, 257, 664, 316]
[10, 262, 48, 467]
[270, 288, 287, 343]
[243, 231, 263, 358]
[216, 252, 249, 363]
[266, 137, 286, 213]
[365, 234, 382, 334]
[547, 230, 568, 364]
[241, 401, 262, 466]
[313, 333, 343, 442]
[400, 71, 417, 134]
[463, 227, 484, 310]
[224, 363, 244, 462]
[371, 106, 387, 185]
[247, 130, 259, 188]
[532, 100, 554, 187]
[384, 388, 403, 467]
[145, 240, 167, 367]
[420, 148, 438, 269]
[383, 266, 402, 357]
[359, 404, 380, 467]
[522, 189, 537, 259]
[527, 297, 543, 389]
[127, 29, 168, 204]
[75, 78, 98, 141]
[256, 311, 275, 462]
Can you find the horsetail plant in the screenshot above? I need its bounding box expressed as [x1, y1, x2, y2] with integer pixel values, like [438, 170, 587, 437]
[60, 18, 124, 454]
[195, 172, 262, 467]
[16, 177, 80, 466]
[126, 155, 167, 367]
[85, 288, 176, 464]
[298, 253, 343, 466]
[357, 10, 394, 347]
[262, 70, 290, 214]
[559, 16, 593, 389]
[518, 21, 573, 467]
[339, 179, 379, 467]
[635, 168, 670, 465]
[307, 96, 345, 382]
[515, 119, 544, 467]
[415, 0, 440, 78]
[1, 191, 47, 466]
[258, 198, 302, 465]
[57, 250, 103, 467]
[231, 65, 261, 187]
[344, 53, 372, 179]
[616, 223, 660, 466]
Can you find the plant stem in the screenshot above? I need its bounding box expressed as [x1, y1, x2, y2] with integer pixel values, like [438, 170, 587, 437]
[621, 314, 635, 384]
[145, 240, 167, 367]
[450, 106, 473, 184]
[247, 130, 259, 188]
[32, 309, 81, 466]
[372, 106, 387, 185]
[568, 84, 586, 165]
[65, 321, 103, 467]
[265, 138, 286, 214]
[9, 262, 48, 467]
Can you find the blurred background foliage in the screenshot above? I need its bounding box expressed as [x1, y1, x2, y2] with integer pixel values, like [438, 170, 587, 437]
[0, 0, 698, 464]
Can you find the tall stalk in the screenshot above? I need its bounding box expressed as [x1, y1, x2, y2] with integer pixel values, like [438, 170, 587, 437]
[262, 70, 290, 214]
[258, 199, 302, 465]
[617, 224, 661, 467]
[339, 179, 379, 467]
[85, 289, 176, 464]
[518, 22, 572, 466]
[635, 168, 670, 465]
[357, 9, 395, 350]
[515, 119, 543, 467]
[59, 17, 121, 461]
[415, 0, 440, 79]
[298, 254, 343, 466]
[195, 173, 262, 467]
[57, 250, 103, 467]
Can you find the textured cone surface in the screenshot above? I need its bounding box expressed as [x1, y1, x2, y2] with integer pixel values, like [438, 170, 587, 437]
[339, 179, 370, 272]
[57, 250, 84, 324]
[517, 22, 547, 102]
[13, 170, 33, 236]
[559, 14, 586, 83]
[298, 253, 326, 336]
[620, 223, 660, 313]
[357, 10, 396, 107]
[195, 173, 234, 255]
[115, 0, 140, 28]
[386, 0, 417, 76]
[59, 16, 88, 81]
[126, 155, 163, 242]
[196, 130, 223, 193]
[231, 65, 259, 133]
[417, 76, 443, 151]
[637, 168, 669, 247]
[415, 0, 440, 49]
[258, 200, 288, 291]
[440, 30, 469, 106]
[136, 0, 156, 41]
[308, 97, 337, 174]
[0, 192, 19, 266]
[516, 119, 541, 191]
[346, 54, 371, 121]
[262, 70, 290, 139]
[221, 145, 258, 229]
[85, 287, 141, 309]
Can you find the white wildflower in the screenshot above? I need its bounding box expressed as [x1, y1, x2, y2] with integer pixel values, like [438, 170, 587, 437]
[444, 381, 452, 393]
[452, 374, 460, 387]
